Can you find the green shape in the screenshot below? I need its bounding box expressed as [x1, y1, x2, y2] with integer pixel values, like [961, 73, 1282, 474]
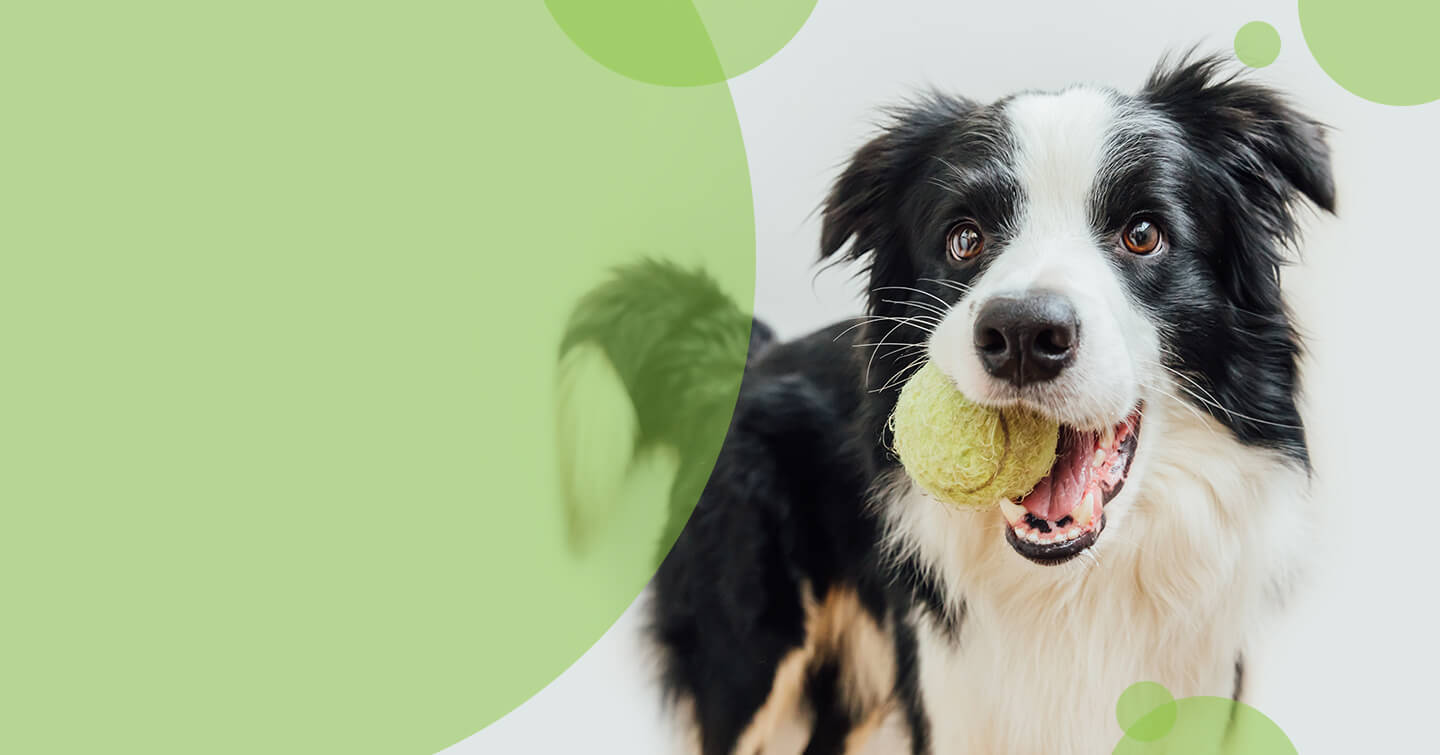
[1300, 0, 1440, 105]
[1116, 682, 1178, 742]
[1234, 21, 1281, 68]
[1113, 686, 1297, 754]
[0, 1, 755, 753]
[546, 0, 818, 86]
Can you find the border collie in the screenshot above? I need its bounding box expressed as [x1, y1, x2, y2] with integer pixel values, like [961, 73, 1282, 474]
[559, 54, 1334, 754]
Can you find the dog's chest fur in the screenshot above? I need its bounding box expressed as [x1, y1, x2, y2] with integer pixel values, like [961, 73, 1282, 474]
[910, 565, 1245, 754]
[884, 403, 1310, 754]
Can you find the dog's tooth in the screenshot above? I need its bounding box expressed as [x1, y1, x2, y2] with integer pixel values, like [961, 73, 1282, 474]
[1073, 493, 1096, 528]
[1026, 531, 1041, 544]
[1067, 527, 1080, 539]
[1092, 449, 1106, 469]
[999, 497, 1026, 525]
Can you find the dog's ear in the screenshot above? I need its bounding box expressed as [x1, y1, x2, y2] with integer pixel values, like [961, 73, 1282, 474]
[821, 95, 974, 306]
[1143, 55, 1334, 310]
[1143, 54, 1335, 217]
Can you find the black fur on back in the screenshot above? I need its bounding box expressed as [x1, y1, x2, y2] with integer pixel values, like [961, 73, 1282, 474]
[649, 322, 906, 753]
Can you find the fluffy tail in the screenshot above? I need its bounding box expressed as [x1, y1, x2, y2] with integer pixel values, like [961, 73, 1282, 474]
[556, 260, 770, 552]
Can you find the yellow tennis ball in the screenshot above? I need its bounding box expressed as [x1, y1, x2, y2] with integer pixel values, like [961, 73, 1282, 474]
[890, 363, 1059, 509]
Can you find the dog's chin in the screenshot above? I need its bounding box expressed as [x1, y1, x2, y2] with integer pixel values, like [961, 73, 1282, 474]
[998, 403, 1144, 565]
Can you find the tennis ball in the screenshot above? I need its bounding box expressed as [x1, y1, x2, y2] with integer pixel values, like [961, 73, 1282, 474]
[890, 363, 1059, 509]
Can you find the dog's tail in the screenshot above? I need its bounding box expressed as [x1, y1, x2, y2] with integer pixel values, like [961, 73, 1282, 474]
[556, 260, 771, 551]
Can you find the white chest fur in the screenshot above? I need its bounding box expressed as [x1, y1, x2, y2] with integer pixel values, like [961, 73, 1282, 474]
[883, 399, 1312, 754]
[912, 574, 1244, 754]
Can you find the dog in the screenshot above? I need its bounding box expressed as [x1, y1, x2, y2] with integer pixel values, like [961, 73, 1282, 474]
[557, 54, 1334, 754]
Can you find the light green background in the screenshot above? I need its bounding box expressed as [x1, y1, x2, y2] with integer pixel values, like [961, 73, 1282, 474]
[1234, 21, 1282, 68]
[1113, 684, 1296, 754]
[1300, 0, 1440, 105]
[1, 1, 757, 752]
[547, 0, 818, 86]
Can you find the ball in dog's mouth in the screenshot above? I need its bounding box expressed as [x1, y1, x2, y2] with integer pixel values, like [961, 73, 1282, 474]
[1000, 406, 1143, 565]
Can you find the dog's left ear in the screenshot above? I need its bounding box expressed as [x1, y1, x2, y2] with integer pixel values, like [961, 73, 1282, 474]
[1144, 55, 1334, 311]
[1143, 55, 1336, 216]
[821, 95, 974, 311]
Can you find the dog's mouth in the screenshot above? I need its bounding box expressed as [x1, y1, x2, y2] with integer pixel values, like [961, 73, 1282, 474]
[1000, 406, 1143, 565]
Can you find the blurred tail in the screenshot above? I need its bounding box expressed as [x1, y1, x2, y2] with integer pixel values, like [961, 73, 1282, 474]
[556, 260, 770, 551]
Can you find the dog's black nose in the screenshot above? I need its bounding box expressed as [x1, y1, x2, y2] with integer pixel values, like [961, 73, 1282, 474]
[973, 292, 1079, 386]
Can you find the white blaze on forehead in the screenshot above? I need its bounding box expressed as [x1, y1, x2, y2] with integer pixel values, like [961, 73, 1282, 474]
[1003, 87, 1118, 239]
[970, 87, 1124, 297]
[929, 85, 1154, 430]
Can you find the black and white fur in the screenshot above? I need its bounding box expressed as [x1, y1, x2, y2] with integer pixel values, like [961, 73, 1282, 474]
[559, 55, 1334, 754]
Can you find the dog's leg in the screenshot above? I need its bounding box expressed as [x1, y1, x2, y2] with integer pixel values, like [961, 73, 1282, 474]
[839, 701, 896, 754]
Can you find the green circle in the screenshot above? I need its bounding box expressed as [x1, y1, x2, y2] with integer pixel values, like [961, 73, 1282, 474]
[1116, 682, 1178, 741]
[1300, 0, 1440, 105]
[1113, 696, 1299, 754]
[546, 0, 818, 87]
[1234, 21, 1281, 68]
[1, 2, 755, 752]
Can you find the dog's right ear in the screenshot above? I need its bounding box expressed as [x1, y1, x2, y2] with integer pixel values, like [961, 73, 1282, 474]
[820, 95, 973, 286]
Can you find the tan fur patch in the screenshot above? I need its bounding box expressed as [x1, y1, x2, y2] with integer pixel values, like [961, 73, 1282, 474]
[731, 647, 814, 755]
[842, 701, 896, 754]
[725, 584, 899, 754]
[811, 587, 896, 718]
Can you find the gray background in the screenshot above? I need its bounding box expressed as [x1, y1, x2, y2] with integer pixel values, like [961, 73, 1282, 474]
[467, 0, 1439, 751]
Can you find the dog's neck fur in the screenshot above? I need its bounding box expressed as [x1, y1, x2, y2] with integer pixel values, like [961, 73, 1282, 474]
[879, 390, 1311, 753]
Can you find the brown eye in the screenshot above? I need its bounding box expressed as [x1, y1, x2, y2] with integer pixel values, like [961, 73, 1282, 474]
[946, 221, 985, 261]
[1122, 218, 1163, 255]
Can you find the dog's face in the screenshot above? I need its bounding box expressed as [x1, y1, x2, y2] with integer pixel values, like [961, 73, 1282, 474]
[823, 57, 1334, 565]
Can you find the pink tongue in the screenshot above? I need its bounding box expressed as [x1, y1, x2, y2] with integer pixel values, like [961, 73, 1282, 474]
[1021, 436, 1091, 521]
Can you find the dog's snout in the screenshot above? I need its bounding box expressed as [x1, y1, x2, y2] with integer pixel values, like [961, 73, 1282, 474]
[973, 292, 1079, 386]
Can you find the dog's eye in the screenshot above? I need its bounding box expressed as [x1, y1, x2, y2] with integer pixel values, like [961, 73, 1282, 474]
[946, 221, 985, 261]
[1122, 218, 1163, 255]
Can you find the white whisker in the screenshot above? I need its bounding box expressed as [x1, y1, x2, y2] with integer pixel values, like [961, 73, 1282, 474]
[874, 355, 930, 393]
[919, 276, 975, 295]
[1156, 362, 1303, 431]
[832, 315, 937, 342]
[881, 297, 949, 318]
[871, 285, 954, 311]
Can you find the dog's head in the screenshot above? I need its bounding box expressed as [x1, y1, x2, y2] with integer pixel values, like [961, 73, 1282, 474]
[823, 55, 1334, 565]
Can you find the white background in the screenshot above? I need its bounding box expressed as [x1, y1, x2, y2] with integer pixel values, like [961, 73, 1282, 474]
[467, 0, 1439, 751]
